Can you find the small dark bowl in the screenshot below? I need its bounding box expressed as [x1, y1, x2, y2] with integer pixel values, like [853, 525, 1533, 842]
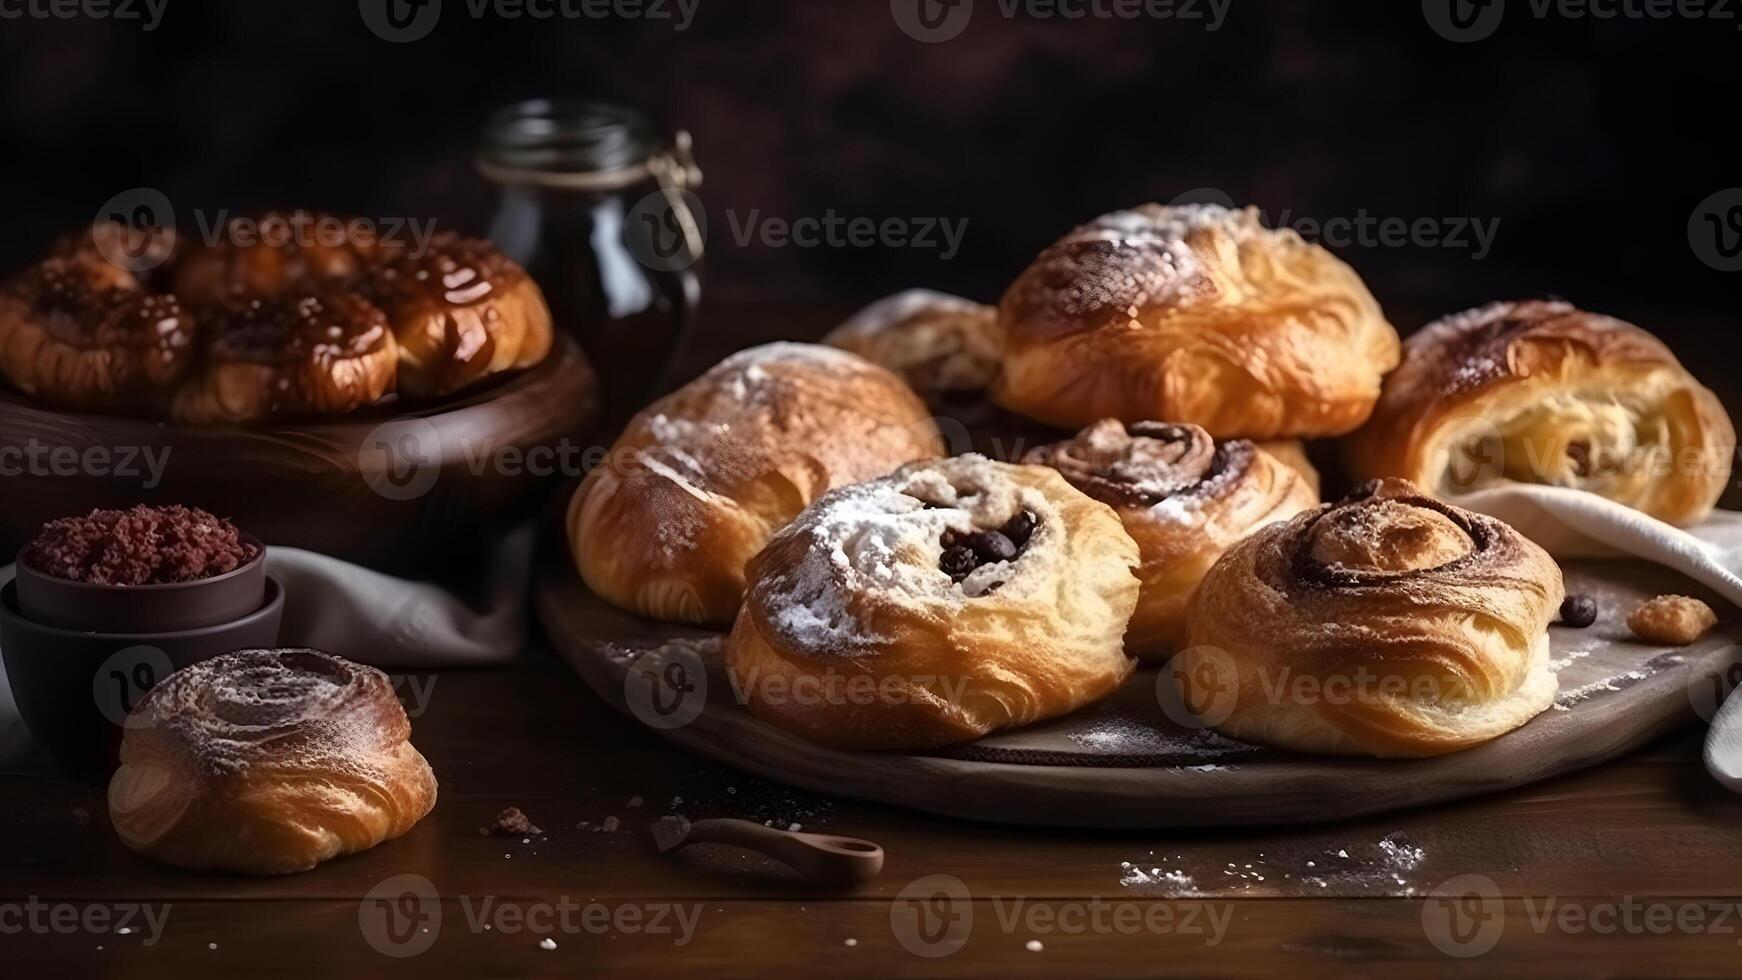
[13, 533, 267, 633]
[0, 576, 284, 777]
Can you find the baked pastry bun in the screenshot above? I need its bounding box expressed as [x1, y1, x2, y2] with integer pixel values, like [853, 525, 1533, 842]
[51, 220, 178, 290]
[569, 343, 943, 626]
[1255, 439, 1320, 496]
[993, 204, 1400, 438]
[0, 258, 197, 412]
[1176, 478, 1564, 757]
[822, 289, 1001, 394]
[1024, 420, 1317, 659]
[171, 292, 397, 425]
[1347, 300, 1735, 526]
[726, 454, 1140, 750]
[170, 210, 385, 308]
[108, 649, 437, 875]
[362, 234, 554, 398]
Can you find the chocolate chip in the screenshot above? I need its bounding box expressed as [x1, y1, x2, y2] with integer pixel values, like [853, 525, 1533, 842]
[966, 531, 1017, 564]
[1001, 510, 1037, 548]
[940, 545, 977, 580]
[1559, 594, 1598, 628]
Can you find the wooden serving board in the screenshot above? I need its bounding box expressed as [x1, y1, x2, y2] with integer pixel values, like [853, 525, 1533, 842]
[536, 549, 1742, 829]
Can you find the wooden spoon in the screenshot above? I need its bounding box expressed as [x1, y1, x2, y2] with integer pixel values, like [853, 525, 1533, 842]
[649, 815, 884, 886]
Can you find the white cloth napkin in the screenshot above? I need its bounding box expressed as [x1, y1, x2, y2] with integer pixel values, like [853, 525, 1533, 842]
[1440, 484, 1742, 791]
[0, 525, 535, 768]
[1455, 484, 1742, 606]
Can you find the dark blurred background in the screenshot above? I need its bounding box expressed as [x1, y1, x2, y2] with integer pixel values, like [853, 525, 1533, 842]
[1, 0, 1736, 333]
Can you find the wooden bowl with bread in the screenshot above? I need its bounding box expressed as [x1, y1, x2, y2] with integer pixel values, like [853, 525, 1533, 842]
[0, 213, 600, 570]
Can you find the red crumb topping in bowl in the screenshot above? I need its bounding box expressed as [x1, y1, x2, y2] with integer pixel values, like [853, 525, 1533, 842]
[21, 505, 259, 586]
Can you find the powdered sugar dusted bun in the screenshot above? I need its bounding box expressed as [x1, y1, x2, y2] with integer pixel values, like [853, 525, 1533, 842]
[569, 342, 943, 626]
[107, 649, 437, 875]
[993, 204, 1399, 438]
[1346, 299, 1735, 527]
[1178, 478, 1563, 758]
[726, 454, 1140, 750]
[822, 289, 1001, 393]
[1025, 420, 1318, 659]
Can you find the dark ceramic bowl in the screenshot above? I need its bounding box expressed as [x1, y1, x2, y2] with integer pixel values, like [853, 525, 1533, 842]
[13, 533, 267, 633]
[0, 576, 284, 777]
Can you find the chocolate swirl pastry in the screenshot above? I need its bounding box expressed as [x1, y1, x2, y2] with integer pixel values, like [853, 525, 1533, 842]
[1176, 478, 1564, 757]
[361, 234, 554, 399]
[1347, 299, 1734, 526]
[993, 203, 1400, 439]
[107, 649, 438, 875]
[170, 291, 398, 425]
[725, 454, 1140, 750]
[1024, 419, 1318, 659]
[0, 258, 198, 412]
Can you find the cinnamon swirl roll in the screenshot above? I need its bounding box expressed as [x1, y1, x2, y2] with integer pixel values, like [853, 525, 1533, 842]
[171, 292, 398, 425]
[1024, 420, 1318, 659]
[1176, 478, 1563, 757]
[726, 455, 1140, 750]
[170, 210, 388, 308]
[0, 258, 198, 413]
[361, 234, 554, 398]
[993, 204, 1400, 438]
[107, 649, 438, 875]
[1347, 300, 1735, 526]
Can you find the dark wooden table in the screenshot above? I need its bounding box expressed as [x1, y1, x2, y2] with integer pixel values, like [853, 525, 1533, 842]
[5, 656, 1742, 977]
[4, 305, 1741, 977]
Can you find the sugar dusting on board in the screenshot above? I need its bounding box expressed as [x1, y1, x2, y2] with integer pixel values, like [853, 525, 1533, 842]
[1067, 712, 1258, 761]
[1119, 832, 1429, 898]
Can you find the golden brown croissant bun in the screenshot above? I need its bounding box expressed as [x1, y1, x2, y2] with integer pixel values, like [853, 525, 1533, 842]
[170, 210, 386, 308]
[362, 234, 554, 398]
[1346, 300, 1735, 526]
[108, 649, 437, 875]
[171, 292, 398, 425]
[569, 343, 943, 626]
[993, 204, 1400, 438]
[1176, 478, 1563, 758]
[0, 258, 198, 412]
[726, 454, 1140, 750]
[1024, 420, 1318, 659]
[822, 289, 1002, 394]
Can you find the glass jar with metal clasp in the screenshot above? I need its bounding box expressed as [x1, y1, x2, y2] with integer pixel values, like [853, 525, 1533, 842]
[478, 99, 704, 426]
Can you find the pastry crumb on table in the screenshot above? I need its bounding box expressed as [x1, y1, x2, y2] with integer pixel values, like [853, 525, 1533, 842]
[1627, 594, 1718, 646]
